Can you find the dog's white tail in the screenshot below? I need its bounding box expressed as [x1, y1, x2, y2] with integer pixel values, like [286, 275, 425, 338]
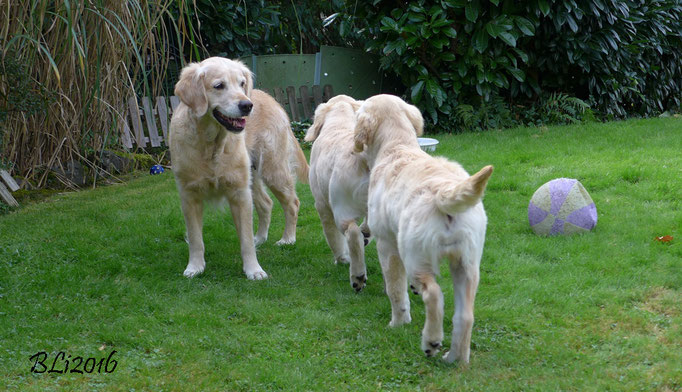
[435, 165, 493, 214]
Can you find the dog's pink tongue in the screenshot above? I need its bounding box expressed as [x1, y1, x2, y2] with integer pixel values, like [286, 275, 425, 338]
[236, 118, 246, 128]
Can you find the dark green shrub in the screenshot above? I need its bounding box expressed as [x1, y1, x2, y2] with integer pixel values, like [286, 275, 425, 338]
[530, 0, 682, 118]
[331, 0, 545, 130]
[328, 0, 682, 130]
[0, 51, 53, 124]
[291, 120, 313, 149]
[515, 92, 592, 127]
[178, 1, 352, 57]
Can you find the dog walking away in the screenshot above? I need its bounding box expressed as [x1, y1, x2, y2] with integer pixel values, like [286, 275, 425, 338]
[169, 57, 308, 280]
[305, 95, 371, 292]
[354, 94, 493, 363]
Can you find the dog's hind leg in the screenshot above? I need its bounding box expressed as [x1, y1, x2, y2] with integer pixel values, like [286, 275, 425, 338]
[416, 273, 444, 357]
[315, 201, 349, 264]
[252, 175, 273, 246]
[377, 239, 411, 327]
[180, 194, 205, 278]
[443, 256, 479, 364]
[342, 220, 367, 292]
[266, 176, 300, 246]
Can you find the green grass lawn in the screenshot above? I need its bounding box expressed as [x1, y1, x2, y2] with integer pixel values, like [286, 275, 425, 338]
[1, 117, 680, 391]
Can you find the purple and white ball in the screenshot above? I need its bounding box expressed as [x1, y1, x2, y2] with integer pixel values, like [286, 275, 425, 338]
[528, 178, 597, 236]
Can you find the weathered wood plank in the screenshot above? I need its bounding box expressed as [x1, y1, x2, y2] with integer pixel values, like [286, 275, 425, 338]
[169, 96, 180, 112]
[299, 85, 312, 120]
[323, 85, 334, 103]
[142, 97, 161, 147]
[273, 88, 286, 112]
[120, 115, 133, 149]
[286, 86, 299, 121]
[0, 169, 20, 192]
[0, 181, 18, 207]
[127, 97, 147, 147]
[156, 96, 170, 142]
[312, 85, 323, 107]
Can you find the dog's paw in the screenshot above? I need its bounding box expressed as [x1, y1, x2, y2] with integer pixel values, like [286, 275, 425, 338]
[245, 267, 268, 280]
[351, 274, 367, 292]
[423, 341, 442, 357]
[442, 350, 454, 363]
[275, 237, 295, 246]
[334, 255, 350, 265]
[388, 312, 411, 327]
[442, 349, 470, 364]
[254, 235, 267, 247]
[183, 263, 205, 278]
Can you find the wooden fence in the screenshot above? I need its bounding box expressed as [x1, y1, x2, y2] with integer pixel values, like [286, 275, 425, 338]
[120, 85, 333, 149]
[0, 169, 19, 207]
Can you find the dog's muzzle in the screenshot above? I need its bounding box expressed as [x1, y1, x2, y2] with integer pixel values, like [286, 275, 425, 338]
[213, 108, 247, 133]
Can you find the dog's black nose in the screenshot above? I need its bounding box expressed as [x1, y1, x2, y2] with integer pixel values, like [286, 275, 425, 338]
[238, 100, 253, 115]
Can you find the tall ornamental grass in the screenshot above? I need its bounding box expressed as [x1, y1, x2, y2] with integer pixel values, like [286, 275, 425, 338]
[0, 0, 204, 188]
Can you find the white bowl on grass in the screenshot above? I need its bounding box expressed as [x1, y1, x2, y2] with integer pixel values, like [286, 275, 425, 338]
[418, 137, 439, 152]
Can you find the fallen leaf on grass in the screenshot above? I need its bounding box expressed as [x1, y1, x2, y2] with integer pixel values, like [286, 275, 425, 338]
[654, 235, 673, 243]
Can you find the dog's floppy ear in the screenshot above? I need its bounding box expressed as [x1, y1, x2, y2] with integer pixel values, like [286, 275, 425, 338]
[350, 99, 364, 112]
[175, 62, 208, 116]
[403, 101, 424, 136]
[239, 61, 254, 97]
[304, 102, 329, 142]
[354, 105, 377, 152]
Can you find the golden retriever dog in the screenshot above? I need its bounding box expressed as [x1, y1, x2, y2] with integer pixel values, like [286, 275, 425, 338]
[304, 95, 371, 291]
[354, 94, 493, 363]
[169, 57, 308, 279]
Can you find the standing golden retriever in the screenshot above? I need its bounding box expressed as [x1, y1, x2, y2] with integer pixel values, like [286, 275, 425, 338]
[169, 57, 308, 279]
[354, 94, 493, 363]
[305, 95, 370, 291]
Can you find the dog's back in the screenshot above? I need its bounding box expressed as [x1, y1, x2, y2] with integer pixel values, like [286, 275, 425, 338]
[245, 89, 308, 184]
[307, 97, 368, 220]
[369, 150, 492, 276]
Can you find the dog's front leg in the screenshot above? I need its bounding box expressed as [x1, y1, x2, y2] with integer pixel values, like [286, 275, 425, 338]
[228, 188, 268, 280]
[181, 195, 205, 278]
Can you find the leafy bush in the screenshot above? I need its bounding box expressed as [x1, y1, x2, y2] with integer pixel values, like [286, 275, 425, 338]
[291, 120, 313, 149]
[177, 1, 351, 57]
[328, 0, 682, 131]
[0, 51, 53, 124]
[454, 96, 514, 132]
[515, 92, 592, 127]
[530, 0, 682, 118]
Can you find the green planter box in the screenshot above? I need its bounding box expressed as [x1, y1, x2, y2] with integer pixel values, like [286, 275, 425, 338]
[242, 53, 316, 92]
[241, 46, 385, 100]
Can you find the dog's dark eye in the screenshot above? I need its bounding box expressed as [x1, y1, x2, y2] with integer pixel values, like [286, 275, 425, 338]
[214, 82, 224, 90]
[240, 81, 246, 88]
